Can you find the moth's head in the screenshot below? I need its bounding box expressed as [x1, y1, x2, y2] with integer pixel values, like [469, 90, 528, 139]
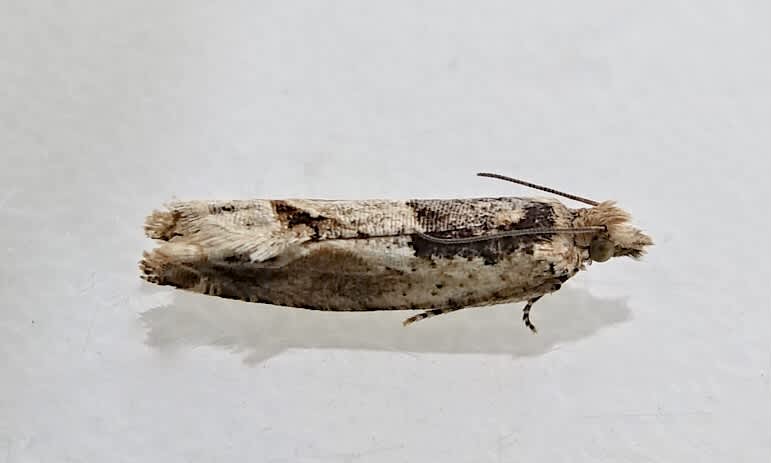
[574, 201, 653, 262]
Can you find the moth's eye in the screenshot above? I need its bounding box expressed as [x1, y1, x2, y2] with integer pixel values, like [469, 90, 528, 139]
[589, 238, 614, 262]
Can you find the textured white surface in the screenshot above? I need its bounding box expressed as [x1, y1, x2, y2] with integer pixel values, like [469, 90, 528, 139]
[1, 1, 769, 462]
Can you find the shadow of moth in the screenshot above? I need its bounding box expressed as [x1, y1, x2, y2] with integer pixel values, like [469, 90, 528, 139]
[140, 173, 653, 332]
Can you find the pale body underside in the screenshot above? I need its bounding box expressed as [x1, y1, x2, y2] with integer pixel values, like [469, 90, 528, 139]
[141, 197, 588, 313]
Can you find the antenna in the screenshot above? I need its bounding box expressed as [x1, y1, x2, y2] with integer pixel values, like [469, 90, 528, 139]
[477, 172, 599, 206]
[415, 226, 606, 245]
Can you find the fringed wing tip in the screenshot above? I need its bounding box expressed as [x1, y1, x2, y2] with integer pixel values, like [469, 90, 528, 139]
[144, 208, 179, 240]
[139, 247, 203, 290]
[139, 250, 163, 284]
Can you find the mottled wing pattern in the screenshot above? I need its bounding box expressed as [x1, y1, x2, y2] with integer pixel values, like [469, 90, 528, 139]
[273, 197, 559, 240]
[144, 197, 562, 262]
[405, 198, 560, 265]
[140, 197, 579, 312]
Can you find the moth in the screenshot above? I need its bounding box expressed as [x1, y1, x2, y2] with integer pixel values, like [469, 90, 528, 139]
[140, 173, 652, 332]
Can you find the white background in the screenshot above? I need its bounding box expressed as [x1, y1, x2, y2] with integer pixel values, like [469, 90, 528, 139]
[2, 1, 769, 462]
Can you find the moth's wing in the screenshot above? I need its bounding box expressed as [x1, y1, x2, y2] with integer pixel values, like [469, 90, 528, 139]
[142, 197, 565, 268]
[252, 197, 562, 239]
[143, 200, 298, 263]
[143, 199, 414, 264]
[140, 197, 578, 300]
[401, 197, 561, 239]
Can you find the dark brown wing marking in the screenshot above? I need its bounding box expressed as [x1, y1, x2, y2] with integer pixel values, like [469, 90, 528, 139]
[407, 199, 556, 265]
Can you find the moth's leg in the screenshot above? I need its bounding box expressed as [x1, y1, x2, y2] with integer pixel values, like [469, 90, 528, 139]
[402, 307, 465, 326]
[522, 296, 543, 333]
[522, 280, 564, 333]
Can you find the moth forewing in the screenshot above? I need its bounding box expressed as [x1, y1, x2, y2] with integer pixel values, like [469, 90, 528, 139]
[140, 174, 652, 332]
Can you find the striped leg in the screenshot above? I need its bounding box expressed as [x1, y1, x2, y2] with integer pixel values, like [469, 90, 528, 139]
[522, 296, 543, 333]
[402, 307, 465, 326]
